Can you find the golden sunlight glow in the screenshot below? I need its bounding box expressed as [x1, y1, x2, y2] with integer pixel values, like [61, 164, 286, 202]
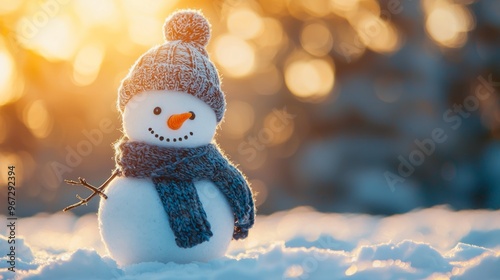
[284, 265, 304, 278]
[352, 12, 401, 53]
[263, 110, 294, 145]
[330, 0, 360, 14]
[224, 100, 255, 139]
[250, 179, 268, 207]
[24, 100, 52, 139]
[0, 49, 15, 104]
[333, 0, 381, 19]
[426, 8, 467, 48]
[345, 265, 358, 276]
[285, 58, 335, 101]
[122, 0, 178, 17]
[358, 0, 381, 16]
[17, 16, 79, 61]
[302, 0, 330, 17]
[0, 41, 22, 107]
[214, 34, 255, 78]
[0, 0, 22, 14]
[300, 22, 333, 56]
[72, 42, 106, 86]
[240, 148, 268, 171]
[254, 18, 284, 48]
[0, 152, 23, 187]
[332, 21, 366, 62]
[227, 8, 264, 40]
[250, 18, 286, 70]
[74, 0, 119, 26]
[18, 151, 36, 185]
[424, 1, 474, 48]
[127, 16, 163, 46]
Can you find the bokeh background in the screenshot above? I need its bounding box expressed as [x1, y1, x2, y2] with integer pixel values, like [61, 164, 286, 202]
[1, 0, 499, 217]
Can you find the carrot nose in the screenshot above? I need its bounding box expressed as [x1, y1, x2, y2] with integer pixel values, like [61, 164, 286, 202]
[167, 112, 194, 130]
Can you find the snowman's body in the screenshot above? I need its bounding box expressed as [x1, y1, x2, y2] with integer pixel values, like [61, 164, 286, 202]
[98, 91, 235, 265]
[99, 177, 233, 265]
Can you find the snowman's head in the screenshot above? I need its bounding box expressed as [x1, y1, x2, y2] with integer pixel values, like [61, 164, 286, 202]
[117, 10, 226, 148]
[123, 90, 217, 148]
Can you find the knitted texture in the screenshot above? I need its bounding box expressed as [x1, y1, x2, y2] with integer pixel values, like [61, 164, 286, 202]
[118, 10, 226, 122]
[115, 138, 255, 248]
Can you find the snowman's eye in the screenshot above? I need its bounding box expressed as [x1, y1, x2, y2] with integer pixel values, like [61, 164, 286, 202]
[189, 111, 196, 120]
[153, 107, 162, 115]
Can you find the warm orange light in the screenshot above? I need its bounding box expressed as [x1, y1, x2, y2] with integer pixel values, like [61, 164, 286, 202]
[249, 179, 268, 207]
[285, 58, 335, 102]
[332, 21, 366, 62]
[17, 16, 79, 61]
[352, 12, 401, 53]
[284, 265, 304, 278]
[0, 152, 23, 187]
[0, 50, 15, 104]
[336, 0, 381, 19]
[223, 100, 255, 139]
[263, 110, 294, 145]
[214, 34, 255, 78]
[24, 100, 52, 138]
[74, 0, 119, 26]
[302, 0, 330, 17]
[0, 0, 22, 15]
[424, 0, 474, 48]
[345, 265, 358, 276]
[122, 0, 178, 18]
[251, 18, 286, 68]
[0, 40, 22, 107]
[254, 18, 284, 48]
[72, 42, 105, 86]
[300, 22, 333, 56]
[227, 8, 264, 40]
[127, 16, 163, 46]
[330, 0, 360, 14]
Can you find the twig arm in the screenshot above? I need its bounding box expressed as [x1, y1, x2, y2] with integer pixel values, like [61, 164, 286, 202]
[63, 170, 119, 212]
[65, 177, 108, 199]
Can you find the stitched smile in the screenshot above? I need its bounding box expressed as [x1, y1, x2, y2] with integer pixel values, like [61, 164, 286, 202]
[148, 127, 194, 143]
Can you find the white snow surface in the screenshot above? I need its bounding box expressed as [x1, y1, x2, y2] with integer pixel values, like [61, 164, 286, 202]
[1, 206, 500, 279]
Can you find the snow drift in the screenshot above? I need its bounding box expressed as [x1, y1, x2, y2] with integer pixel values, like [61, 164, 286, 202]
[1, 206, 499, 279]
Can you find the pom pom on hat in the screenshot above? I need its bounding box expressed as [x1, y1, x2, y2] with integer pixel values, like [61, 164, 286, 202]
[164, 9, 211, 47]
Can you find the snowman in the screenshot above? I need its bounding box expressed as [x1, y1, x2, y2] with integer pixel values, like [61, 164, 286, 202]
[65, 10, 255, 266]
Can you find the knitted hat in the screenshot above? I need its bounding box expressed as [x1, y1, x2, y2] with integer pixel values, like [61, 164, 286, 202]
[118, 10, 225, 122]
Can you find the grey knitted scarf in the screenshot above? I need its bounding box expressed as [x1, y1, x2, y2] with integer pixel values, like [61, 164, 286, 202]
[115, 138, 255, 248]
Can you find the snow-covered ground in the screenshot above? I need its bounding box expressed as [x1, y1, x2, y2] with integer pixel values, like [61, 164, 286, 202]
[1, 206, 499, 279]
